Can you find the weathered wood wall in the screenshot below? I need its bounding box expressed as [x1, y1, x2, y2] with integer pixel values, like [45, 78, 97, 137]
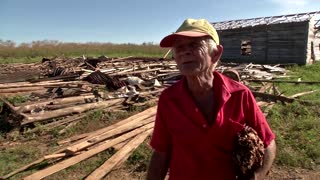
[314, 32, 320, 61]
[312, 17, 320, 61]
[217, 21, 311, 64]
[306, 18, 316, 64]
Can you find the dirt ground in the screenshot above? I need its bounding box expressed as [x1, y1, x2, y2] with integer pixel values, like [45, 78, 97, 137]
[105, 165, 320, 180]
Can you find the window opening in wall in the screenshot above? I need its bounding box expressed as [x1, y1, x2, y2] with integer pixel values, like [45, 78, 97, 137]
[241, 40, 252, 55]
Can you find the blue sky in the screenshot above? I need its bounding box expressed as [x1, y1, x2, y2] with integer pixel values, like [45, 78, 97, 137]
[1, 0, 320, 45]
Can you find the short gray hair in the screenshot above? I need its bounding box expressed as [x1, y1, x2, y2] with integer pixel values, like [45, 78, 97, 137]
[204, 38, 218, 54]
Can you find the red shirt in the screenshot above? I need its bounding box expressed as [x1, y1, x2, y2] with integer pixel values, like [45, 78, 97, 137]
[150, 71, 275, 180]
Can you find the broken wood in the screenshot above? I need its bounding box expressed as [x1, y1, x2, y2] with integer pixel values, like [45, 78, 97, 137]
[108, 56, 133, 63]
[44, 153, 69, 160]
[1, 107, 156, 180]
[29, 73, 80, 82]
[0, 86, 45, 93]
[108, 67, 140, 76]
[1, 158, 46, 180]
[289, 90, 318, 98]
[0, 80, 86, 89]
[26, 114, 87, 134]
[57, 132, 91, 145]
[258, 83, 272, 93]
[65, 115, 155, 153]
[0, 90, 46, 97]
[248, 79, 320, 84]
[21, 98, 124, 125]
[110, 68, 163, 76]
[252, 91, 295, 103]
[58, 106, 157, 149]
[23, 122, 154, 180]
[85, 129, 152, 180]
[17, 94, 96, 113]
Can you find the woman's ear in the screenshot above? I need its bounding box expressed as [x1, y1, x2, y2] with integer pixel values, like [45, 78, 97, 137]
[211, 45, 223, 63]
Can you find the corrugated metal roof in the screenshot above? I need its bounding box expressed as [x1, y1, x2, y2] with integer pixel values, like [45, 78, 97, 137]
[212, 11, 320, 30]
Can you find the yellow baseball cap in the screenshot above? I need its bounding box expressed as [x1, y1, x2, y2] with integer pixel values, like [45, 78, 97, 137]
[160, 18, 220, 47]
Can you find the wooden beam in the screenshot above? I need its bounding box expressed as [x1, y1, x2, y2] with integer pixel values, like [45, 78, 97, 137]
[0, 86, 45, 93]
[248, 79, 320, 84]
[85, 129, 152, 179]
[0, 80, 85, 89]
[23, 122, 154, 180]
[60, 106, 156, 147]
[17, 95, 96, 113]
[253, 91, 295, 103]
[65, 116, 154, 153]
[21, 98, 124, 125]
[258, 83, 272, 93]
[289, 90, 317, 98]
[2, 106, 157, 179]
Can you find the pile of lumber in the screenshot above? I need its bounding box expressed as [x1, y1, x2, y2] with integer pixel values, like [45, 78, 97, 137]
[1, 106, 156, 179]
[1, 56, 319, 179]
[1, 56, 318, 129]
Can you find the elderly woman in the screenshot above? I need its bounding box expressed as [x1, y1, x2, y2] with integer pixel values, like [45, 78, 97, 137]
[147, 19, 276, 180]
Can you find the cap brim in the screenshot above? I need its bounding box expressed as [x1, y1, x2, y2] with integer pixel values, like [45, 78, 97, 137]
[160, 31, 209, 47]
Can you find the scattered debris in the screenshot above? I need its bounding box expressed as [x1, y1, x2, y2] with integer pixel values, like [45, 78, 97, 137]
[0, 56, 316, 179]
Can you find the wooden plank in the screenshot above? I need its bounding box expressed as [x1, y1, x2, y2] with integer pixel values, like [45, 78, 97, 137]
[0, 107, 157, 179]
[248, 79, 320, 84]
[17, 94, 96, 113]
[57, 132, 90, 145]
[1, 158, 46, 179]
[0, 86, 45, 93]
[21, 98, 124, 125]
[258, 83, 273, 93]
[0, 80, 85, 89]
[252, 91, 294, 103]
[65, 116, 154, 153]
[289, 90, 317, 98]
[85, 129, 152, 180]
[64, 106, 156, 148]
[23, 122, 154, 180]
[60, 106, 157, 148]
[0, 90, 46, 97]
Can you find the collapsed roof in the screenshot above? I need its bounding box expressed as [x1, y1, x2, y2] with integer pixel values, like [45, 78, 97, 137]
[212, 11, 320, 31]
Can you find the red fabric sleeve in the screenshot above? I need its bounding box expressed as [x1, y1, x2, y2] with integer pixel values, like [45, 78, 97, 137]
[245, 90, 275, 147]
[150, 92, 172, 153]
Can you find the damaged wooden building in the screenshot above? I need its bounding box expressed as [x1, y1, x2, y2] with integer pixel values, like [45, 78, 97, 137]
[212, 11, 320, 65]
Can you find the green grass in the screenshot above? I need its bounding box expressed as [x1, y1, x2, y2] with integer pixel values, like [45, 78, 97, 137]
[268, 102, 320, 169]
[266, 62, 320, 170]
[5, 95, 29, 106]
[0, 143, 45, 177]
[0, 41, 168, 64]
[126, 137, 153, 172]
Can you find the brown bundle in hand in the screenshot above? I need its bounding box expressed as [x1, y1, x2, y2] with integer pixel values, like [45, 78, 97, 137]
[233, 126, 265, 179]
